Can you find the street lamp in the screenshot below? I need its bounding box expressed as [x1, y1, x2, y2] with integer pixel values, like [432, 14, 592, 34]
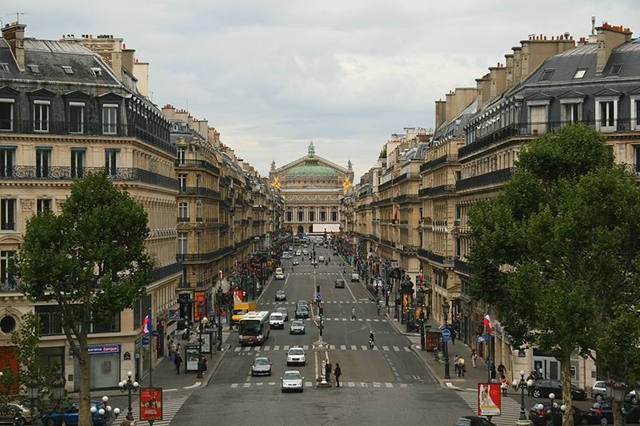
[442, 301, 450, 379]
[513, 370, 534, 421]
[119, 371, 140, 421]
[197, 316, 209, 378]
[26, 378, 39, 420]
[548, 392, 558, 422]
[90, 395, 120, 423]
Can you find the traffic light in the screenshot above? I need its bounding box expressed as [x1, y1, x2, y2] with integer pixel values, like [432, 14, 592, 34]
[316, 285, 320, 293]
[319, 305, 324, 317]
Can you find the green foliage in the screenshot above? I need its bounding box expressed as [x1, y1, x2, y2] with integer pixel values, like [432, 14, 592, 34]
[379, 146, 387, 159]
[468, 124, 640, 384]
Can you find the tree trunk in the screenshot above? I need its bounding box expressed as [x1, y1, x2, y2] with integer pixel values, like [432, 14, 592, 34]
[560, 354, 575, 426]
[612, 399, 624, 426]
[77, 334, 91, 426]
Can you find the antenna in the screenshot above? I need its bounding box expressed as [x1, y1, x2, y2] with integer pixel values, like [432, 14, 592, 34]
[8, 12, 24, 23]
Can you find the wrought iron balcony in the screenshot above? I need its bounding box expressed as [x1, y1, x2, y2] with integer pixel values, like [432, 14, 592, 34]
[454, 258, 473, 276]
[420, 154, 457, 173]
[174, 159, 220, 175]
[419, 184, 456, 197]
[456, 168, 514, 192]
[179, 186, 220, 198]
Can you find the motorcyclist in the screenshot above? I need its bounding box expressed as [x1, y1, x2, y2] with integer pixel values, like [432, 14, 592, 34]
[369, 331, 375, 347]
[351, 307, 357, 320]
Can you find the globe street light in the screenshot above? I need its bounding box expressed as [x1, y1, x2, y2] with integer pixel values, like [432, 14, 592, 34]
[513, 370, 534, 421]
[119, 371, 140, 421]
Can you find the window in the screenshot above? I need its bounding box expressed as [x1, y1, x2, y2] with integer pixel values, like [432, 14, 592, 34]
[0, 99, 14, 131]
[177, 147, 186, 165]
[61, 65, 74, 75]
[0, 251, 15, 289]
[37, 198, 51, 213]
[631, 97, 640, 131]
[286, 211, 292, 222]
[178, 202, 188, 220]
[297, 210, 303, 222]
[102, 104, 118, 135]
[90, 312, 120, 333]
[560, 101, 582, 125]
[71, 149, 85, 178]
[178, 232, 188, 254]
[1, 199, 15, 230]
[528, 103, 548, 135]
[610, 64, 622, 75]
[540, 69, 555, 81]
[36, 148, 51, 178]
[596, 98, 618, 132]
[0, 63, 9, 72]
[178, 174, 187, 192]
[33, 100, 50, 132]
[331, 211, 338, 222]
[36, 305, 63, 336]
[195, 200, 202, 221]
[69, 102, 84, 134]
[195, 232, 201, 254]
[0, 148, 14, 177]
[27, 64, 40, 74]
[90, 67, 102, 77]
[309, 211, 315, 222]
[105, 149, 119, 176]
[573, 68, 587, 79]
[320, 211, 326, 222]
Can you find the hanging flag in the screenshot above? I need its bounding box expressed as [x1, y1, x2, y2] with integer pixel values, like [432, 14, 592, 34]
[484, 313, 494, 334]
[142, 313, 152, 334]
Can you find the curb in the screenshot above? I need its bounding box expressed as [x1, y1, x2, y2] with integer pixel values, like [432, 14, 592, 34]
[202, 343, 231, 387]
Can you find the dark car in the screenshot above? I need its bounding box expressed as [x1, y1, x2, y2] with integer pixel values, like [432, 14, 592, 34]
[454, 416, 496, 426]
[531, 379, 588, 400]
[275, 289, 286, 301]
[0, 403, 32, 425]
[529, 402, 588, 425]
[250, 356, 272, 376]
[334, 279, 346, 288]
[41, 401, 114, 426]
[585, 401, 638, 425]
[295, 306, 309, 319]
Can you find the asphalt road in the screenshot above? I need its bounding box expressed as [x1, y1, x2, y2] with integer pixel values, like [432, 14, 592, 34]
[172, 244, 476, 425]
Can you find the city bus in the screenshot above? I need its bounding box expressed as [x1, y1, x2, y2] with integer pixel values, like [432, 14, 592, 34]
[238, 311, 271, 346]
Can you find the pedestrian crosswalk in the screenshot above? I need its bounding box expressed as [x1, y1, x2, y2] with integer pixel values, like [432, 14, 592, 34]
[135, 393, 190, 426]
[229, 381, 410, 389]
[457, 390, 523, 426]
[263, 300, 375, 305]
[233, 344, 412, 354]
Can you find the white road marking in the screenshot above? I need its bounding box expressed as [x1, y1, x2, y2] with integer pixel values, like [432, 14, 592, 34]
[231, 383, 238, 388]
[340, 345, 346, 350]
[382, 346, 389, 351]
[183, 382, 201, 389]
[350, 345, 357, 350]
[393, 346, 400, 351]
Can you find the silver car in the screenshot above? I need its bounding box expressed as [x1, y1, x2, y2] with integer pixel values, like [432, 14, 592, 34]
[251, 356, 272, 376]
[281, 370, 304, 392]
[276, 307, 289, 321]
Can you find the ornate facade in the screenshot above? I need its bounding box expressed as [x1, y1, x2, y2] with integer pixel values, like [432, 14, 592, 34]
[270, 142, 352, 235]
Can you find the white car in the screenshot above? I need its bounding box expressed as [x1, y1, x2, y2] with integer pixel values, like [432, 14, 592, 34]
[275, 267, 285, 280]
[281, 370, 304, 392]
[295, 250, 302, 256]
[269, 312, 284, 329]
[286, 347, 306, 365]
[351, 273, 360, 282]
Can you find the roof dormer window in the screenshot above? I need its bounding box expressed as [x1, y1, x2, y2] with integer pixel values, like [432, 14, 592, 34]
[573, 68, 587, 79]
[61, 65, 74, 75]
[0, 63, 9, 72]
[27, 64, 40, 74]
[90, 67, 102, 77]
[540, 69, 555, 81]
[610, 64, 622, 75]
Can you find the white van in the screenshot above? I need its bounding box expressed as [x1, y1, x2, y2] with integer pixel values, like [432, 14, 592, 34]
[269, 312, 284, 329]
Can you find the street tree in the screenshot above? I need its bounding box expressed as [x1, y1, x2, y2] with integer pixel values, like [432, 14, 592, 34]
[468, 124, 640, 426]
[16, 172, 153, 426]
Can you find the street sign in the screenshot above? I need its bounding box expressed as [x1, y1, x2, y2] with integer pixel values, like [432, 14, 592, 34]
[152, 330, 159, 336]
[142, 336, 150, 345]
[441, 328, 451, 342]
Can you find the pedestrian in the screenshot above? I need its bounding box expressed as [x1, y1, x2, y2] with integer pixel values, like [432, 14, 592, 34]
[489, 362, 497, 381]
[500, 376, 508, 395]
[174, 352, 182, 375]
[450, 328, 456, 344]
[453, 354, 460, 376]
[497, 362, 506, 379]
[457, 356, 465, 377]
[334, 363, 341, 387]
[471, 349, 478, 368]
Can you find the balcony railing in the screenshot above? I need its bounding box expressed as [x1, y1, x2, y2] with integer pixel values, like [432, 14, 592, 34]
[456, 168, 514, 192]
[177, 246, 236, 263]
[152, 262, 182, 281]
[420, 184, 456, 197]
[179, 186, 220, 198]
[420, 154, 457, 173]
[4, 120, 175, 155]
[0, 166, 177, 191]
[455, 258, 473, 276]
[174, 159, 220, 175]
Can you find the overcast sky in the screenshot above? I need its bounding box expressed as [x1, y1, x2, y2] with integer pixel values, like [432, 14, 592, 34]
[10, 1, 640, 179]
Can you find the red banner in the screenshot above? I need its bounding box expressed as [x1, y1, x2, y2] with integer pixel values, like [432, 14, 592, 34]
[139, 387, 163, 421]
[194, 292, 206, 321]
[477, 383, 501, 416]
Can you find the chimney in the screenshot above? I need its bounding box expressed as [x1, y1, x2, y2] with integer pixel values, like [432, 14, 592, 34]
[435, 99, 447, 129]
[121, 48, 135, 74]
[2, 22, 26, 71]
[488, 64, 507, 100]
[518, 35, 575, 80]
[475, 74, 491, 110]
[595, 23, 633, 73]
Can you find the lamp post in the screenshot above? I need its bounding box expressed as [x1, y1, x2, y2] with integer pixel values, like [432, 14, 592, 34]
[513, 370, 534, 422]
[119, 371, 140, 421]
[90, 395, 120, 424]
[26, 378, 39, 420]
[197, 316, 209, 379]
[548, 392, 557, 423]
[442, 301, 450, 379]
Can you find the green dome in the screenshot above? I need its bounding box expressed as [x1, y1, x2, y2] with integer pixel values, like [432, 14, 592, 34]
[285, 163, 338, 177]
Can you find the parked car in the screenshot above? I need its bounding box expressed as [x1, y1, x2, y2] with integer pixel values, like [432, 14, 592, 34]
[275, 289, 286, 301]
[281, 370, 304, 393]
[531, 379, 588, 400]
[41, 401, 114, 426]
[286, 347, 306, 366]
[0, 403, 32, 425]
[454, 416, 496, 426]
[269, 312, 284, 329]
[295, 306, 309, 319]
[318, 255, 325, 262]
[289, 320, 306, 335]
[351, 273, 360, 282]
[334, 279, 346, 288]
[592, 381, 607, 400]
[529, 402, 588, 425]
[292, 259, 299, 266]
[276, 307, 289, 321]
[250, 356, 272, 376]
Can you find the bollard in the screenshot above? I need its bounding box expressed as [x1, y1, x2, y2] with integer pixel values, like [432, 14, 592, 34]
[320, 360, 328, 385]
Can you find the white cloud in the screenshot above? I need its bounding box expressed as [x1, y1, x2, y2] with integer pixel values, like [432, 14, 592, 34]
[17, 0, 640, 179]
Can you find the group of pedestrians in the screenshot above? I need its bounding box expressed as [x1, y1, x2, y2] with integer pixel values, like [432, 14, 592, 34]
[453, 354, 466, 377]
[168, 339, 183, 374]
